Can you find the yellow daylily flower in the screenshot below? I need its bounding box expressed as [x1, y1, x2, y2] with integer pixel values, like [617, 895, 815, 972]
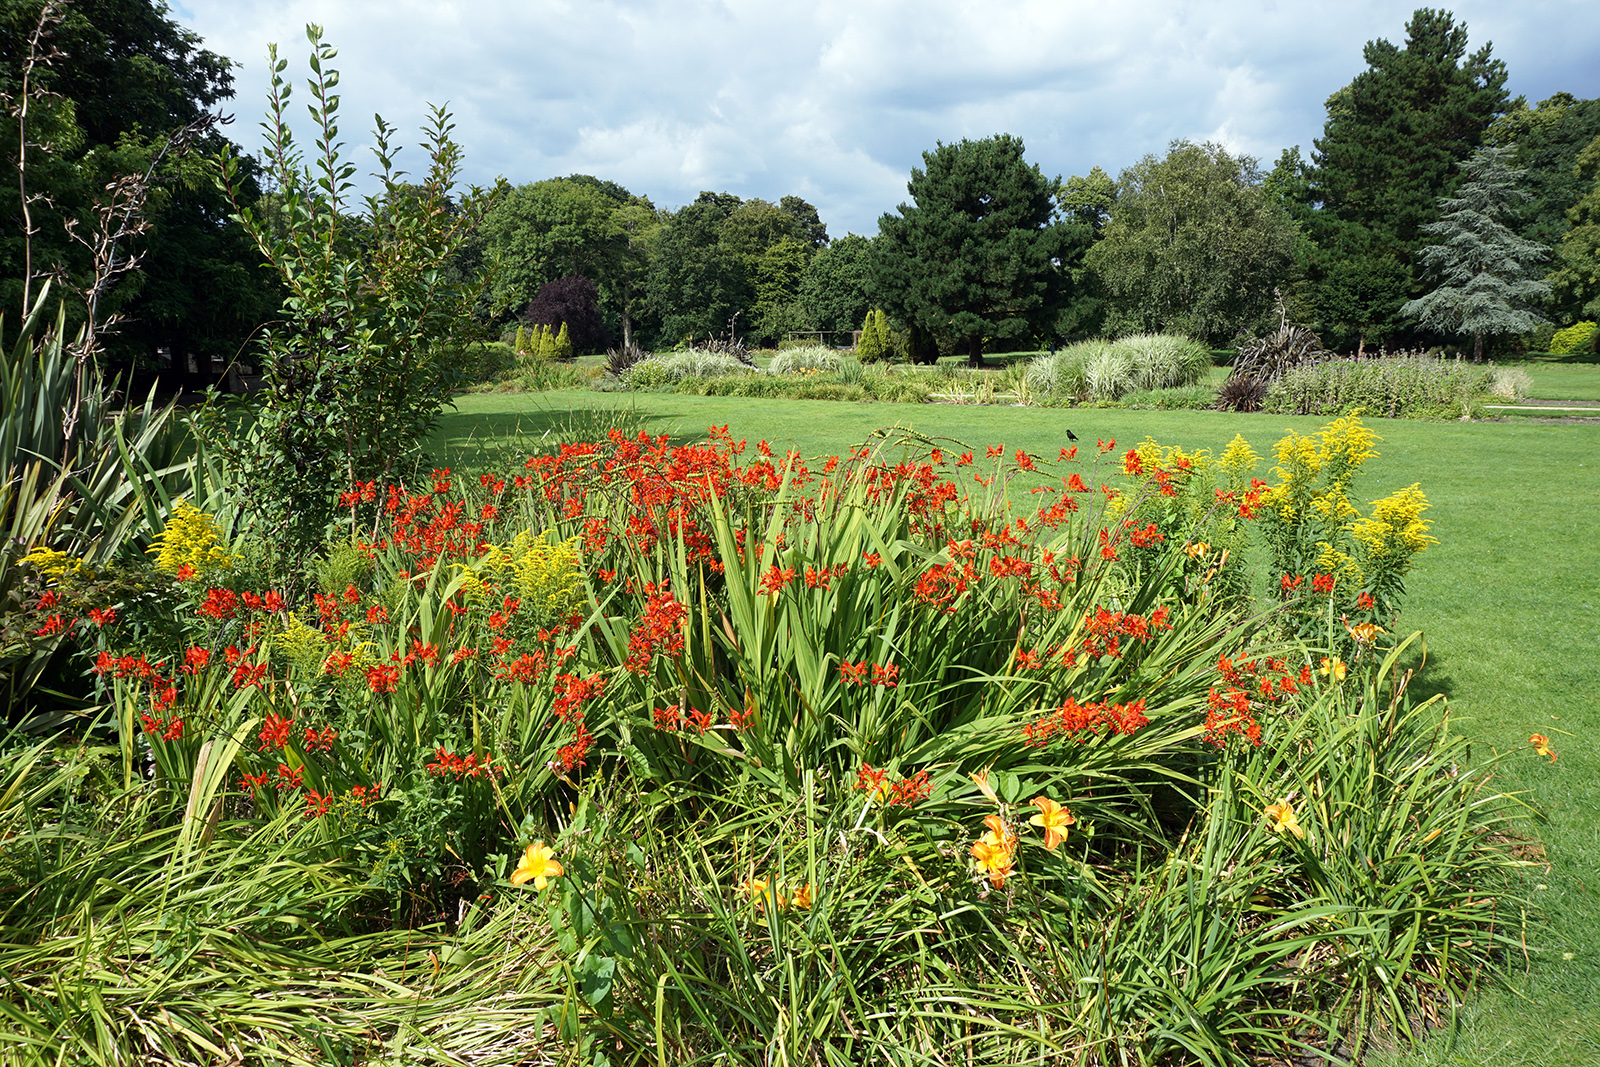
[511, 841, 564, 888]
[789, 882, 814, 910]
[1263, 800, 1304, 840]
[1319, 657, 1347, 681]
[981, 814, 1017, 852]
[1029, 796, 1076, 851]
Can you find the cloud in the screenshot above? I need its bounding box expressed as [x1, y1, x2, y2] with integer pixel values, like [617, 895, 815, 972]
[180, 0, 1600, 236]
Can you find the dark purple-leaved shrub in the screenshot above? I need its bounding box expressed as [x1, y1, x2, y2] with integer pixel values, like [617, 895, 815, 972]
[522, 275, 613, 355]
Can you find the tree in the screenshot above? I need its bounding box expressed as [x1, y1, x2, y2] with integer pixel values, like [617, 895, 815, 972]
[522, 274, 611, 354]
[1298, 8, 1510, 350]
[1401, 146, 1550, 358]
[1547, 134, 1600, 322]
[216, 27, 500, 548]
[872, 134, 1081, 366]
[1486, 93, 1600, 247]
[644, 194, 751, 345]
[1, 0, 276, 366]
[1086, 141, 1297, 344]
[798, 233, 873, 335]
[780, 194, 829, 249]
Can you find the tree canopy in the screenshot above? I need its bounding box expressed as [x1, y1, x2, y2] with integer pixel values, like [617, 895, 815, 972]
[872, 134, 1082, 365]
[1401, 146, 1550, 358]
[1087, 140, 1297, 344]
[1295, 8, 1511, 350]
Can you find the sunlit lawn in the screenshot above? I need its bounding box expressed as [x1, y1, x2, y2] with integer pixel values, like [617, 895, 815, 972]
[435, 389, 1600, 1066]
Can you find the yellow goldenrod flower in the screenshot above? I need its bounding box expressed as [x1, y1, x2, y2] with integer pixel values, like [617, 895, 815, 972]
[1029, 796, 1076, 851]
[18, 546, 82, 578]
[147, 499, 236, 576]
[1319, 657, 1347, 681]
[511, 841, 563, 889]
[1264, 799, 1304, 839]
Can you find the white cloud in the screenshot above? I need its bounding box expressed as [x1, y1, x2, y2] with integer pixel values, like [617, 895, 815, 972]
[179, 0, 1600, 236]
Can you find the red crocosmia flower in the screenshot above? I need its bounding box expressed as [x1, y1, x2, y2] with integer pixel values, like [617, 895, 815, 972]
[862, 552, 882, 568]
[1279, 574, 1305, 593]
[956, 451, 974, 466]
[274, 764, 302, 790]
[179, 646, 211, 675]
[87, 607, 118, 627]
[366, 663, 400, 693]
[259, 711, 293, 751]
[344, 584, 361, 605]
[366, 604, 389, 624]
[450, 647, 478, 664]
[232, 662, 269, 689]
[1060, 446, 1078, 461]
[757, 564, 796, 595]
[242, 592, 264, 611]
[197, 588, 240, 619]
[33, 614, 66, 636]
[1097, 437, 1116, 454]
[838, 661, 867, 685]
[1355, 592, 1376, 610]
[262, 591, 284, 612]
[1123, 450, 1143, 476]
[870, 663, 899, 688]
[1015, 450, 1036, 472]
[1311, 573, 1336, 594]
[303, 790, 333, 819]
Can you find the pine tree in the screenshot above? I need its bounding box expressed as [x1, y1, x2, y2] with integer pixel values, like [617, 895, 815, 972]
[1401, 146, 1550, 359]
[513, 324, 528, 356]
[1298, 9, 1510, 350]
[872, 135, 1085, 366]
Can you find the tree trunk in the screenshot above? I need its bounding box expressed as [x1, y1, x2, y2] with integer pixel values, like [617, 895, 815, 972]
[621, 310, 633, 350]
[1472, 332, 1484, 362]
[967, 334, 984, 368]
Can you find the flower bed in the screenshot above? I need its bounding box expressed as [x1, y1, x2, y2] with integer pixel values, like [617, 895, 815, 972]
[2, 416, 1524, 1064]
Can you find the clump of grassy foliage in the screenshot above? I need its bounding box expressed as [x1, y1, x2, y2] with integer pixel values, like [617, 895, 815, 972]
[1263, 355, 1494, 419]
[1027, 333, 1212, 403]
[0, 412, 1527, 1064]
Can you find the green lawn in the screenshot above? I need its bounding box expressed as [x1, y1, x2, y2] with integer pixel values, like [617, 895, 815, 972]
[434, 391, 1600, 1065]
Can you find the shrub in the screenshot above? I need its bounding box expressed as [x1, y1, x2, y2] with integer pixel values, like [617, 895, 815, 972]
[1549, 320, 1597, 355]
[768, 345, 840, 375]
[1262, 355, 1493, 419]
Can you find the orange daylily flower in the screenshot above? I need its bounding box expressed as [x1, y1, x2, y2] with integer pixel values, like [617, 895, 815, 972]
[1263, 799, 1304, 839]
[969, 838, 1015, 889]
[1319, 657, 1347, 681]
[1529, 734, 1558, 762]
[970, 769, 1000, 806]
[1346, 621, 1384, 645]
[1029, 796, 1076, 850]
[511, 841, 563, 888]
[789, 882, 814, 910]
[981, 814, 1017, 852]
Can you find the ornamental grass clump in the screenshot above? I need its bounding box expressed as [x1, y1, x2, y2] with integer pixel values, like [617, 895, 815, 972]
[1026, 333, 1210, 403]
[2, 418, 1518, 1064]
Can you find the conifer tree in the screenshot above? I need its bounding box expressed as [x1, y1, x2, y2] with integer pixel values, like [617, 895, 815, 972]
[551, 322, 573, 361]
[874, 309, 895, 361]
[513, 324, 528, 356]
[1297, 9, 1510, 350]
[1548, 134, 1600, 321]
[856, 309, 885, 362]
[1401, 146, 1549, 359]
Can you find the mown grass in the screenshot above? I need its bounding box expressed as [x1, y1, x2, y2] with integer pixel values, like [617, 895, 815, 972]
[434, 391, 1600, 1067]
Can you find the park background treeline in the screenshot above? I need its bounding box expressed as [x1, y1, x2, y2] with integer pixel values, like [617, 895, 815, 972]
[4, 4, 1598, 367]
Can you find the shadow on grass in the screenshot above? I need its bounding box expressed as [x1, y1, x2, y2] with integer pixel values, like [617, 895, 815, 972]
[434, 398, 691, 471]
[1397, 642, 1456, 707]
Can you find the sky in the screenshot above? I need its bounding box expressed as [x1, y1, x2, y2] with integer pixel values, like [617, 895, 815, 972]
[172, 0, 1600, 237]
